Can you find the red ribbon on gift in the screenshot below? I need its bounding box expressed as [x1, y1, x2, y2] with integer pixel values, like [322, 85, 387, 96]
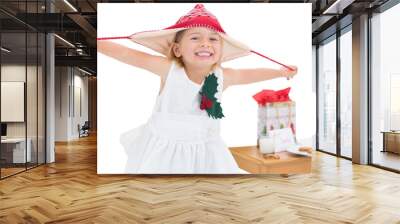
[252, 87, 292, 106]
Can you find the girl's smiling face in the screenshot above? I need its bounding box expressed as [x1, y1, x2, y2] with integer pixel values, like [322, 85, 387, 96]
[173, 27, 222, 68]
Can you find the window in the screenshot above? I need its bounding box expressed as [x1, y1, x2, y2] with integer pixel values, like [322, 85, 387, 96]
[0, 2, 46, 179]
[318, 36, 337, 154]
[390, 74, 400, 131]
[371, 3, 400, 171]
[339, 28, 352, 158]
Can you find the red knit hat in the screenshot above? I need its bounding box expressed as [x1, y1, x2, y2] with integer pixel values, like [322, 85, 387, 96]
[98, 4, 292, 69]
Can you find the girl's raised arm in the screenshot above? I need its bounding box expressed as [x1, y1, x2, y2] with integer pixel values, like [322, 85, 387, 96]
[97, 40, 171, 77]
[223, 66, 297, 90]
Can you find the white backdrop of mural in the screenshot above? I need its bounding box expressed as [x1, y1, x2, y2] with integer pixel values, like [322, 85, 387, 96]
[97, 3, 313, 173]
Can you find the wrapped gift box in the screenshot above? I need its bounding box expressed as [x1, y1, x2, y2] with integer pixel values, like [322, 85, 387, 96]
[253, 88, 296, 145]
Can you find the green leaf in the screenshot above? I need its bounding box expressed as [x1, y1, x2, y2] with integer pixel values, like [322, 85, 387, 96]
[199, 73, 224, 119]
[200, 73, 218, 98]
[207, 101, 224, 119]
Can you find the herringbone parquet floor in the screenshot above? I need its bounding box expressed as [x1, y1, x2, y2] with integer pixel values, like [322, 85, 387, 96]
[1, 134, 400, 223]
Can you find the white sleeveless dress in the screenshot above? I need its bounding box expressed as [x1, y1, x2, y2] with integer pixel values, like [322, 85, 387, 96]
[120, 62, 246, 174]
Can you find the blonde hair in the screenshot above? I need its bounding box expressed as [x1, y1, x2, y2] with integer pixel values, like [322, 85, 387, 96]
[167, 29, 223, 71]
[167, 30, 186, 67]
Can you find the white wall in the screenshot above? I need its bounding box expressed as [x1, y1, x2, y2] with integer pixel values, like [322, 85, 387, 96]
[72, 73, 89, 138]
[1, 65, 36, 138]
[55, 66, 68, 141]
[55, 67, 89, 141]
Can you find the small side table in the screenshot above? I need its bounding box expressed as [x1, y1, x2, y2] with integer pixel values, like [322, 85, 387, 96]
[381, 131, 400, 154]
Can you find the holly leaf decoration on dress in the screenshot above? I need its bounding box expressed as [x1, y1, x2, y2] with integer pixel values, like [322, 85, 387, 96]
[199, 73, 224, 119]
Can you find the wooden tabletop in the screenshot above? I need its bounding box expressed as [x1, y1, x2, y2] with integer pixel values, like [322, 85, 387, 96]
[229, 146, 312, 174]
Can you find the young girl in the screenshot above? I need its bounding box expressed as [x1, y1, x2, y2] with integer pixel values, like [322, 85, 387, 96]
[98, 4, 297, 174]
